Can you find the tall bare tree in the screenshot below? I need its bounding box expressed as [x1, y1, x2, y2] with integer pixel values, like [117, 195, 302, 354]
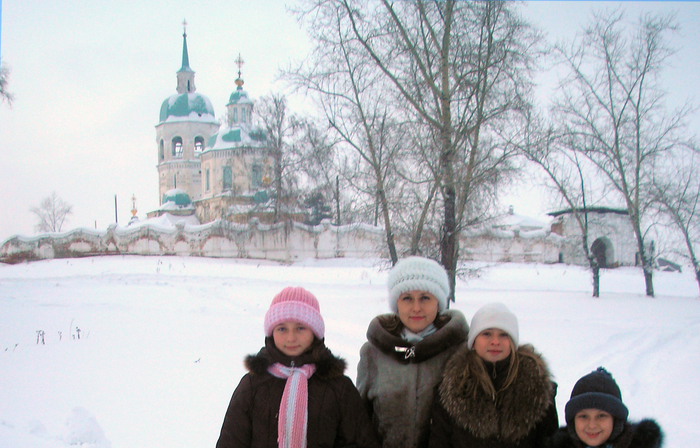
[292, 1, 538, 297]
[255, 94, 301, 222]
[651, 148, 700, 296]
[30, 192, 73, 233]
[516, 116, 606, 296]
[552, 10, 687, 297]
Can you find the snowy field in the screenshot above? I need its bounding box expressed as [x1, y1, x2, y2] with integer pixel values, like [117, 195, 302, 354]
[1, 256, 698, 448]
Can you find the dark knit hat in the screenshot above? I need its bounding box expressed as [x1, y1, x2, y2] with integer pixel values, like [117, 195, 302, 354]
[566, 367, 629, 441]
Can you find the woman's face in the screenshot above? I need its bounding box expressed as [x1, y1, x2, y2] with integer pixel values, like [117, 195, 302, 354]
[396, 290, 439, 333]
[472, 328, 512, 362]
[272, 321, 315, 357]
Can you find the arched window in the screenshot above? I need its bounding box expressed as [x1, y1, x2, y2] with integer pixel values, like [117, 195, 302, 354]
[194, 136, 204, 154]
[241, 108, 247, 123]
[159, 140, 164, 161]
[231, 108, 238, 124]
[172, 137, 183, 158]
[205, 168, 210, 191]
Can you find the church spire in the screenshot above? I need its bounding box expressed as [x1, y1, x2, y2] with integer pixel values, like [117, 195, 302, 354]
[176, 19, 196, 94]
[181, 19, 190, 69]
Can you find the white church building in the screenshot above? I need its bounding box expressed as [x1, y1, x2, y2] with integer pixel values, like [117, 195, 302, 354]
[149, 26, 275, 224]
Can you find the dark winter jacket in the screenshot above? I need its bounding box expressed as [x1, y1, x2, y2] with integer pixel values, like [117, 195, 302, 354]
[357, 309, 469, 448]
[216, 338, 380, 448]
[429, 344, 558, 448]
[547, 419, 663, 448]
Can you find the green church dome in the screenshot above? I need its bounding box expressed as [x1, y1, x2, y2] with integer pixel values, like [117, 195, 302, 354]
[162, 188, 192, 206]
[159, 92, 217, 124]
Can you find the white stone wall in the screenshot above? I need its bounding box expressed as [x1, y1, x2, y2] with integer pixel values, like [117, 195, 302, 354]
[1, 220, 564, 265]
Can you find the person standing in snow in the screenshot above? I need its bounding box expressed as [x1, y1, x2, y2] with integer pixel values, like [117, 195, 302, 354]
[216, 286, 379, 448]
[429, 302, 558, 448]
[356, 256, 469, 448]
[547, 367, 663, 448]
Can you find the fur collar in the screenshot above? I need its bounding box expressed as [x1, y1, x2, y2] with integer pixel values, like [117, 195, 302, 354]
[439, 344, 554, 443]
[245, 338, 346, 381]
[366, 309, 468, 363]
[549, 419, 663, 448]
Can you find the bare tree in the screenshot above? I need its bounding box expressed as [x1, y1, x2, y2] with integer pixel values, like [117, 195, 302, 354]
[516, 116, 606, 296]
[292, 1, 538, 297]
[30, 192, 73, 233]
[651, 148, 700, 296]
[552, 10, 687, 297]
[255, 93, 302, 222]
[0, 60, 14, 106]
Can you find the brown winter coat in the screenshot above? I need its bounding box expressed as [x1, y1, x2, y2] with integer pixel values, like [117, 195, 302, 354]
[216, 338, 380, 448]
[357, 310, 469, 448]
[429, 344, 558, 448]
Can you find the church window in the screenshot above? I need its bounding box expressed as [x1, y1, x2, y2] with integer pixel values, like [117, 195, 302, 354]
[232, 108, 238, 124]
[195, 136, 204, 154]
[172, 137, 183, 158]
[241, 108, 247, 123]
[223, 166, 233, 190]
[205, 169, 210, 191]
[173, 173, 177, 188]
[252, 165, 262, 188]
[159, 140, 164, 161]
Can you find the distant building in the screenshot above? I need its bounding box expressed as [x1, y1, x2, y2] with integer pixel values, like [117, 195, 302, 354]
[548, 207, 644, 267]
[152, 26, 280, 224]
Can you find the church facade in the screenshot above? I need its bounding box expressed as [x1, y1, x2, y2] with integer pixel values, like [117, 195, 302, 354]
[151, 27, 274, 224]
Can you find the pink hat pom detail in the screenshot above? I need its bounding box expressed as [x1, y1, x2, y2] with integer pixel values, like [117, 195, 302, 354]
[263, 287, 325, 339]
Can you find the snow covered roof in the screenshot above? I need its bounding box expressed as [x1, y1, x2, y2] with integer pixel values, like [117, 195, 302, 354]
[205, 124, 267, 151]
[158, 92, 217, 124]
[227, 89, 253, 106]
[161, 188, 193, 207]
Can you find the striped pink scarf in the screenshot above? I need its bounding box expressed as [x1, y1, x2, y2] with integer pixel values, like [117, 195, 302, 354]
[267, 363, 316, 448]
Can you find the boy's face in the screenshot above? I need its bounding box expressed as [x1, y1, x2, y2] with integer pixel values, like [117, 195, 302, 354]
[272, 321, 315, 357]
[396, 290, 439, 333]
[574, 409, 614, 447]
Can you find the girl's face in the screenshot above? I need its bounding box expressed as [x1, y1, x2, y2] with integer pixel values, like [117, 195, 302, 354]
[396, 290, 439, 333]
[574, 409, 614, 447]
[472, 328, 512, 362]
[272, 321, 315, 357]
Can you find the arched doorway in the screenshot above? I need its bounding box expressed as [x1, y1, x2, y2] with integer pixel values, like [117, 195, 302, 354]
[591, 237, 614, 268]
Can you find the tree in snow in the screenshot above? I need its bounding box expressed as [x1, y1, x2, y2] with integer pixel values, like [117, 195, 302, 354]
[552, 9, 689, 297]
[30, 191, 73, 233]
[290, 1, 538, 296]
[650, 147, 700, 296]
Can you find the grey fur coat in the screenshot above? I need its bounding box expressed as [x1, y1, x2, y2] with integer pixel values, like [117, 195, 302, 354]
[356, 309, 469, 448]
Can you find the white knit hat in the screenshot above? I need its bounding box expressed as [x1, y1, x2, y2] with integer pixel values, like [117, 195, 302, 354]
[264, 287, 325, 339]
[467, 302, 519, 348]
[387, 257, 450, 312]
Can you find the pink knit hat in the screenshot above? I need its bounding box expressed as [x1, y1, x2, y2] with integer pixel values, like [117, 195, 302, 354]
[263, 287, 325, 339]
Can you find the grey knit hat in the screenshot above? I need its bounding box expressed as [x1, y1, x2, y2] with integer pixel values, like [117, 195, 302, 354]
[387, 257, 449, 312]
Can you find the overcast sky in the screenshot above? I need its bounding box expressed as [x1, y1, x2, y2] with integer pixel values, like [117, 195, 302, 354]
[1, 1, 698, 243]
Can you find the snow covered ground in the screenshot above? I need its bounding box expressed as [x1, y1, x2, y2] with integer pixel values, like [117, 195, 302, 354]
[1, 256, 698, 448]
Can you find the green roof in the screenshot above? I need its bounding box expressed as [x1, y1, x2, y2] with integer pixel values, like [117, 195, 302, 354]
[162, 189, 192, 206]
[159, 93, 215, 123]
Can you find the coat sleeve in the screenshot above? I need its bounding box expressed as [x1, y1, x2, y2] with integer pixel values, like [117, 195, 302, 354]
[428, 388, 454, 448]
[356, 343, 375, 419]
[336, 375, 381, 448]
[216, 375, 254, 448]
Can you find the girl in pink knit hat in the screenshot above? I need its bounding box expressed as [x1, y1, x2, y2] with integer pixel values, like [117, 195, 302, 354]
[216, 286, 379, 448]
